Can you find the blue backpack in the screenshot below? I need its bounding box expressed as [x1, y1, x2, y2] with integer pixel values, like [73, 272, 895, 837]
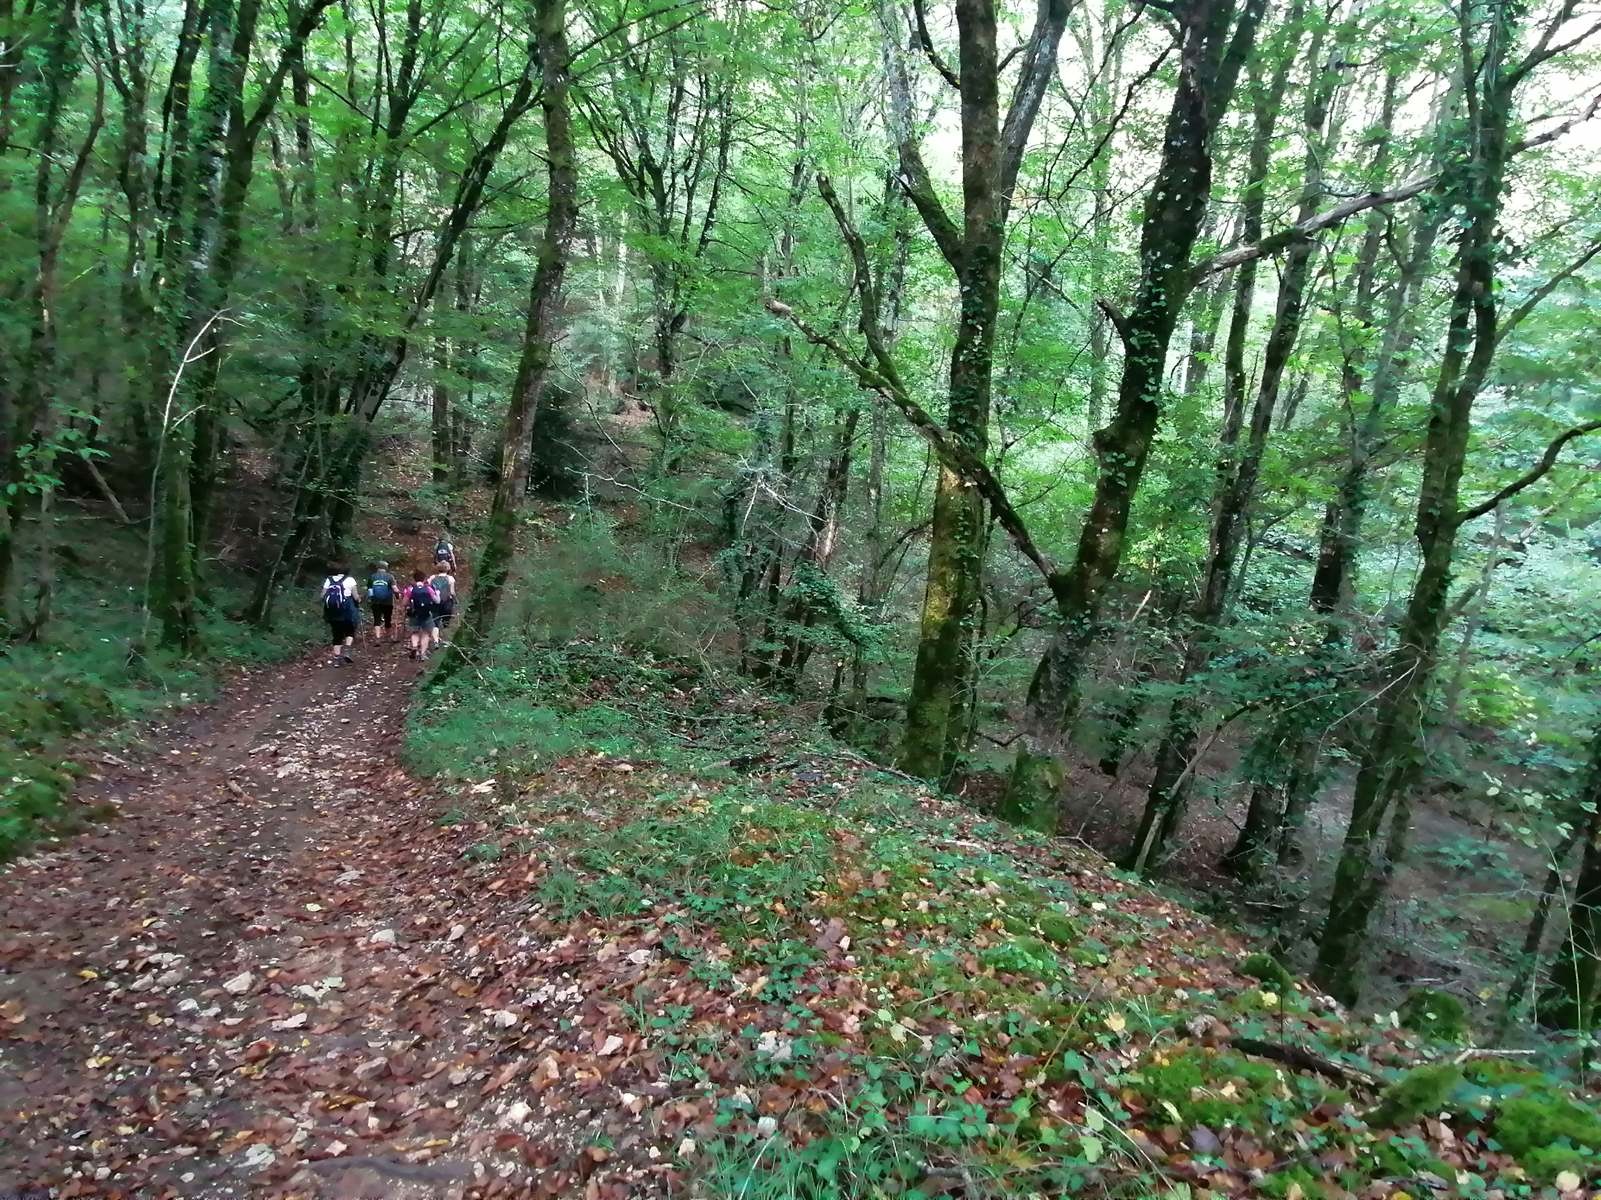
[370, 573, 393, 601]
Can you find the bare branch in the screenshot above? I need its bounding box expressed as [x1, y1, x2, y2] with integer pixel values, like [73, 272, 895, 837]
[1192, 90, 1601, 281]
[1454, 420, 1601, 526]
[911, 0, 961, 88]
[1496, 235, 1601, 345]
[770, 294, 1065, 594]
[1192, 173, 1436, 279]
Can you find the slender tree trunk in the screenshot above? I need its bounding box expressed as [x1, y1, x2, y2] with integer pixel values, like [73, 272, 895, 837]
[1230, 67, 1439, 878]
[431, 282, 452, 484]
[1, 0, 102, 629]
[434, 0, 575, 678]
[1005, 0, 1266, 818]
[1022, 0, 1265, 732]
[1130, 8, 1338, 873]
[1312, 6, 1519, 1001]
[1496, 821, 1584, 1037]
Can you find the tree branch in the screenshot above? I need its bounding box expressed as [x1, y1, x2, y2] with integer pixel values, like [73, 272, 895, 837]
[1454, 420, 1601, 526]
[911, 0, 960, 89]
[881, 2, 964, 268]
[1496, 235, 1601, 345]
[1192, 173, 1436, 279]
[768, 294, 1065, 596]
[1191, 90, 1601, 281]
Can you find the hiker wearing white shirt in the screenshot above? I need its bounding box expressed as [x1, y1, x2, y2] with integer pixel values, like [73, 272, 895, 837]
[320, 570, 361, 666]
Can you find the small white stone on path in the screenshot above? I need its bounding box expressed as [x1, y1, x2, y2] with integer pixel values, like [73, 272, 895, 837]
[239, 1143, 275, 1171]
[222, 971, 254, 995]
[368, 929, 397, 947]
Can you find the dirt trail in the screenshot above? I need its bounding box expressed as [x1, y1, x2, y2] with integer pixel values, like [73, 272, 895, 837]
[0, 621, 639, 1198]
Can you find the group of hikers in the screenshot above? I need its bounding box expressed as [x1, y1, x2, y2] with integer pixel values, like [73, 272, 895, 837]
[320, 536, 460, 665]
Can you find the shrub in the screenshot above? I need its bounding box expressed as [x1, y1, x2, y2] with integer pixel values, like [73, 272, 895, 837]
[1240, 952, 1295, 991]
[1396, 987, 1470, 1043]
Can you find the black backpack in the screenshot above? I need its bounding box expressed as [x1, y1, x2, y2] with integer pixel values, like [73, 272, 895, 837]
[406, 582, 436, 619]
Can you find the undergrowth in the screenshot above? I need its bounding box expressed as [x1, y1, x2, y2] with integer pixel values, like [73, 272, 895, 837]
[408, 638, 1601, 1197]
[0, 511, 303, 857]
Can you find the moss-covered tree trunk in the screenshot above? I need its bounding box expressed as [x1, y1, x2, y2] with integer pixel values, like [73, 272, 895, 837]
[1311, 7, 1517, 1001]
[1022, 0, 1263, 730]
[1006, 0, 1266, 815]
[897, 0, 1070, 780]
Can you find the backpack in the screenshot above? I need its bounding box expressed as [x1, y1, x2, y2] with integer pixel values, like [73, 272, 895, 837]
[429, 573, 453, 601]
[323, 576, 350, 620]
[369, 573, 393, 601]
[406, 583, 437, 619]
[435, 539, 452, 559]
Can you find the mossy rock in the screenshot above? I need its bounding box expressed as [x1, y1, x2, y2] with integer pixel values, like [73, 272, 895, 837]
[1493, 1093, 1601, 1174]
[1368, 1063, 1465, 1127]
[1133, 1047, 1292, 1129]
[1037, 910, 1081, 947]
[978, 936, 1062, 980]
[1239, 952, 1294, 990]
[1397, 987, 1470, 1043]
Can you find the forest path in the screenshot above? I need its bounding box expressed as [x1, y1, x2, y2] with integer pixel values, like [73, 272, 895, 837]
[0, 610, 597, 1197]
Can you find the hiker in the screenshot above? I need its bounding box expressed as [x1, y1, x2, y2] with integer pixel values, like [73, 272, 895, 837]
[320, 569, 361, 666]
[434, 534, 457, 572]
[368, 561, 396, 642]
[402, 569, 439, 661]
[427, 562, 457, 648]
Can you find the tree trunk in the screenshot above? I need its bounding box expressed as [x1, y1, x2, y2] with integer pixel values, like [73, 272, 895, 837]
[1006, 0, 1266, 816]
[431, 282, 452, 484]
[1497, 823, 1583, 1037]
[1021, 0, 1265, 734]
[1130, 6, 1339, 873]
[1539, 730, 1601, 1030]
[0, 0, 98, 623]
[1312, 5, 1519, 1002]
[434, 0, 575, 678]
[1230, 64, 1436, 878]
[898, 0, 1071, 780]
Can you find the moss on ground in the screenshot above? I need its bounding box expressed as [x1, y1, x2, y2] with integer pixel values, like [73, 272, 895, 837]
[408, 638, 1601, 1196]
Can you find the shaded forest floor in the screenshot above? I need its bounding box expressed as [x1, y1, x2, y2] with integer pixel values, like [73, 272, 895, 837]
[8, 624, 1598, 1196]
[2, 438, 1597, 1197]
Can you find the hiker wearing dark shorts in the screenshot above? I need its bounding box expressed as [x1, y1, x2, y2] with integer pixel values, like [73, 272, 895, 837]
[402, 570, 439, 661]
[321, 570, 361, 666]
[428, 565, 456, 648]
[368, 562, 396, 642]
